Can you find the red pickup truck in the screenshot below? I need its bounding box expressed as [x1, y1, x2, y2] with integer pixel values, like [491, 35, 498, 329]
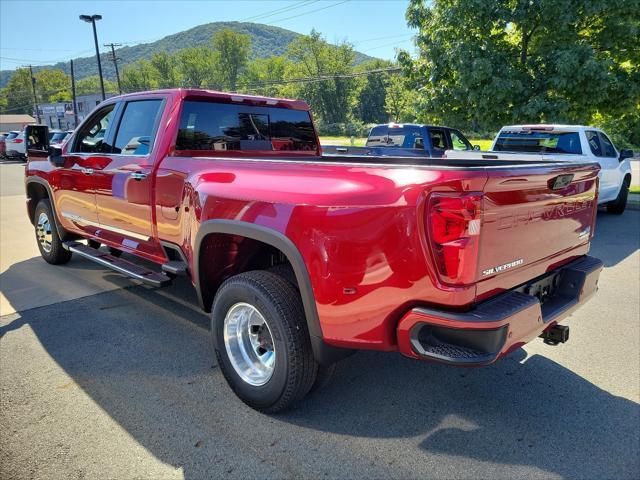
[24, 89, 603, 412]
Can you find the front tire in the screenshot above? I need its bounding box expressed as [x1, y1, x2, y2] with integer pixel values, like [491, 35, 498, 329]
[607, 179, 629, 215]
[211, 271, 318, 413]
[34, 199, 71, 265]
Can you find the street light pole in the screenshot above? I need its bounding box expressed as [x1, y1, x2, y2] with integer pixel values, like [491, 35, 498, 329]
[79, 14, 105, 100]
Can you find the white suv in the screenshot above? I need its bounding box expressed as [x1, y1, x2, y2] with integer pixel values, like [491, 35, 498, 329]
[4, 130, 26, 160]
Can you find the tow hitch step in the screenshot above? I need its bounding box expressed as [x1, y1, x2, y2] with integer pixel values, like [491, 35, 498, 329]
[63, 241, 172, 287]
[540, 325, 570, 346]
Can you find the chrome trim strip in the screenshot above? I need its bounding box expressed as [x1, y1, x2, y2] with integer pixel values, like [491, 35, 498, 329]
[61, 211, 150, 241]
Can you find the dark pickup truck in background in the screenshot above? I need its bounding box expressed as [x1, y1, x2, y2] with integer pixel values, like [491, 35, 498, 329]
[322, 123, 478, 157]
[25, 89, 603, 412]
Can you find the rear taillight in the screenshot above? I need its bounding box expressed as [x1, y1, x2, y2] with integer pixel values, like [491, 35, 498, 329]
[426, 192, 482, 285]
[14, 138, 23, 143]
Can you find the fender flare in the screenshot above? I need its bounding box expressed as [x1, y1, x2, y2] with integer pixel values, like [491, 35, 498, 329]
[194, 219, 353, 365]
[24, 177, 67, 239]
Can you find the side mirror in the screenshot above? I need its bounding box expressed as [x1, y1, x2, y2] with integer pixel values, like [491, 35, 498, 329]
[619, 149, 633, 161]
[473, 144, 481, 151]
[25, 125, 50, 159]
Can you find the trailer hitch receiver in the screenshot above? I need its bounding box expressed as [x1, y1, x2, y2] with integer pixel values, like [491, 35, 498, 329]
[540, 325, 570, 346]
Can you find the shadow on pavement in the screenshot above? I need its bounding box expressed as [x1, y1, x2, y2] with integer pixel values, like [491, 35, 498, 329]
[1, 280, 638, 478]
[591, 210, 640, 267]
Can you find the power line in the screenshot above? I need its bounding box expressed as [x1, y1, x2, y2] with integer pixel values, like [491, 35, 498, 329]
[265, 0, 350, 26]
[1, 66, 401, 114]
[240, 0, 319, 22]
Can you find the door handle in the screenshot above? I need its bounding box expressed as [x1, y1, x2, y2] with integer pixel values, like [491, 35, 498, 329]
[81, 167, 94, 175]
[130, 172, 147, 181]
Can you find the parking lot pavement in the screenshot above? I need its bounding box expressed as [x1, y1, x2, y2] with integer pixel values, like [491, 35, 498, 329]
[0, 161, 136, 315]
[1, 160, 639, 479]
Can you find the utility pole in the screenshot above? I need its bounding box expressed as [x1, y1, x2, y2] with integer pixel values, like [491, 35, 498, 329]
[104, 42, 122, 94]
[70, 59, 79, 127]
[79, 14, 105, 100]
[28, 65, 41, 124]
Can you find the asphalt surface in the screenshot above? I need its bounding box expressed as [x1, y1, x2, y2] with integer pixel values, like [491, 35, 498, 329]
[1, 160, 639, 479]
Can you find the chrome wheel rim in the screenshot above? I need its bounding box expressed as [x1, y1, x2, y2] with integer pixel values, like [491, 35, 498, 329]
[223, 302, 275, 386]
[36, 212, 53, 253]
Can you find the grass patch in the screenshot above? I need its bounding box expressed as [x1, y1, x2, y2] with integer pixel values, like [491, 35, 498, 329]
[321, 136, 495, 150]
[319, 136, 366, 147]
[630, 185, 640, 195]
[470, 139, 493, 150]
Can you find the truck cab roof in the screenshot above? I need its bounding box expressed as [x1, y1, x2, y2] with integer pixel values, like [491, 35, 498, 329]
[500, 124, 604, 133]
[101, 88, 311, 111]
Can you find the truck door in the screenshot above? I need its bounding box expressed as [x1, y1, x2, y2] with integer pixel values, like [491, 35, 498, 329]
[92, 99, 165, 258]
[585, 130, 618, 202]
[53, 104, 117, 237]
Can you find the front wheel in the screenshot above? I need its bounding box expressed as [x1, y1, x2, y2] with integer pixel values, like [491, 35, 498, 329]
[211, 271, 318, 413]
[34, 199, 71, 264]
[607, 179, 629, 215]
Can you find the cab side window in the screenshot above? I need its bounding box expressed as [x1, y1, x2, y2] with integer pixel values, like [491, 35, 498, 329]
[450, 130, 471, 150]
[586, 130, 602, 157]
[429, 129, 446, 152]
[113, 100, 163, 155]
[72, 105, 115, 153]
[598, 132, 616, 157]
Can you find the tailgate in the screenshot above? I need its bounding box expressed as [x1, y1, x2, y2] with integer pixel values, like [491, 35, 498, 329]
[476, 162, 599, 286]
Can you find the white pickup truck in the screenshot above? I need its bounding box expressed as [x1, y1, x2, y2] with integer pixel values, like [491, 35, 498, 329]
[446, 125, 634, 214]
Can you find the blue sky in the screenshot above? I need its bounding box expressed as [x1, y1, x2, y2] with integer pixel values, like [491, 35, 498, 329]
[0, 0, 415, 71]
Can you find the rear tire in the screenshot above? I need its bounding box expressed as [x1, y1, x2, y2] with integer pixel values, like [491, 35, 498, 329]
[268, 263, 338, 393]
[211, 271, 318, 413]
[607, 179, 629, 215]
[34, 199, 71, 265]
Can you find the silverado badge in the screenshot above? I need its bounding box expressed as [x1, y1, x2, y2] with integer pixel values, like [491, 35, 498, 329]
[482, 259, 524, 277]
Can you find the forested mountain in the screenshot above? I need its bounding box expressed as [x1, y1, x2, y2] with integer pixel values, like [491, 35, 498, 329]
[0, 21, 374, 88]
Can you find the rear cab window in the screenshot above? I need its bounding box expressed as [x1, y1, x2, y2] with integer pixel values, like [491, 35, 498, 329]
[495, 130, 582, 154]
[176, 101, 318, 154]
[366, 125, 424, 149]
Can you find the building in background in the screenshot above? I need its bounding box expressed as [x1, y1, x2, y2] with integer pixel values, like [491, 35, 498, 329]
[35, 93, 116, 130]
[0, 114, 36, 132]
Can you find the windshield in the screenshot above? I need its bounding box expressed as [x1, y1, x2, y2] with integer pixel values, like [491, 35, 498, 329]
[366, 125, 424, 148]
[494, 130, 582, 154]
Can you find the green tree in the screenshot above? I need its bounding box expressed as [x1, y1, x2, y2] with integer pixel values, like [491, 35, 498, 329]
[0, 68, 33, 114]
[286, 29, 357, 124]
[401, 0, 640, 139]
[178, 47, 214, 88]
[121, 60, 159, 92]
[75, 75, 117, 96]
[150, 51, 181, 88]
[35, 69, 71, 103]
[211, 29, 251, 91]
[241, 56, 290, 96]
[385, 74, 413, 122]
[355, 59, 393, 123]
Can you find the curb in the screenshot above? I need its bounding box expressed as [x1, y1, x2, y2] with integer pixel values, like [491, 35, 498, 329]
[628, 193, 640, 211]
